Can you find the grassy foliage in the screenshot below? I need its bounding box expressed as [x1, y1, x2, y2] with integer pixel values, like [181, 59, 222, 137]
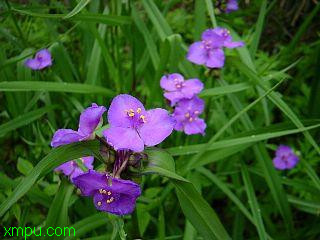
[1, 0, 320, 239]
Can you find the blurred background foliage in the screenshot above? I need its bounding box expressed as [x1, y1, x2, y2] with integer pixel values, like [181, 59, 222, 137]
[1, 0, 320, 239]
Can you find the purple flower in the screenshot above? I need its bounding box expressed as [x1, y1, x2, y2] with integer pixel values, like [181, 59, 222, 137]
[51, 103, 106, 147]
[187, 27, 244, 68]
[226, 0, 239, 13]
[55, 156, 94, 181]
[273, 145, 299, 170]
[160, 73, 204, 106]
[25, 49, 52, 70]
[103, 94, 174, 152]
[73, 170, 141, 215]
[173, 96, 206, 135]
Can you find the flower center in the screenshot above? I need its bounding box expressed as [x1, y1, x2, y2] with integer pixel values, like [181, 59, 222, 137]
[125, 108, 147, 124]
[185, 110, 200, 122]
[97, 189, 115, 205]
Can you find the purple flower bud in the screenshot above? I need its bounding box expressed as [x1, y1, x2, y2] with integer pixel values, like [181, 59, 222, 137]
[25, 49, 52, 70]
[272, 145, 299, 170]
[173, 97, 206, 135]
[73, 170, 141, 215]
[103, 94, 175, 152]
[187, 27, 244, 68]
[160, 73, 204, 106]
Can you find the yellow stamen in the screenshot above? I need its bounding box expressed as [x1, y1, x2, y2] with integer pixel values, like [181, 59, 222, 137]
[97, 201, 102, 206]
[140, 115, 147, 123]
[137, 108, 142, 113]
[185, 113, 190, 118]
[189, 117, 193, 122]
[107, 191, 112, 196]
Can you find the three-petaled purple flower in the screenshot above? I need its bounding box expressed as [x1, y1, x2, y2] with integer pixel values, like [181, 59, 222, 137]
[103, 94, 174, 152]
[173, 96, 206, 135]
[51, 103, 106, 147]
[25, 49, 52, 70]
[226, 0, 239, 13]
[272, 145, 299, 170]
[160, 73, 203, 106]
[73, 170, 141, 215]
[55, 156, 94, 181]
[187, 27, 244, 68]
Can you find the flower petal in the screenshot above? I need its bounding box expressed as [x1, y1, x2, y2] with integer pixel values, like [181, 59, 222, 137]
[206, 48, 225, 68]
[93, 192, 137, 215]
[25, 59, 41, 70]
[51, 129, 84, 148]
[109, 178, 141, 197]
[72, 170, 106, 196]
[186, 41, 207, 65]
[175, 96, 205, 114]
[160, 73, 184, 91]
[108, 94, 146, 128]
[82, 156, 94, 169]
[36, 49, 52, 69]
[138, 108, 174, 147]
[272, 157, 287, 170]
[164, 91, 185, 106]
[184, 118, 206, 135]
[201, 29, 225, 48]
[224, 40, 244, 48]
[286, 155, 299, 169]
[55, 161, 75, 176]
[78, 103, 106, 136]
[70, 167, 85, 181]
[181, 78, 204, 98]
[103, 126, 144, 152]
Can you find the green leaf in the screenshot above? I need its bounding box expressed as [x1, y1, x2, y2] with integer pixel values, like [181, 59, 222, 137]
[173, 180, 231, 240]
[143, 148, 189, 182]
[0, 105, 56, 137]
[249, 0, 267, 56]
[167, 122, 320, 156]
[63, 0, 91, 19]
[17, 158, 34, 176]
[141, 0, 173, 41]
[0, 81, 114, 95]
[0, 140, 99, 217]
[205, 0, 217, 28]
[12, 8, 131, 25]
[64, 213, 109, 240]
[45, 178, 74, 228]
[241, 162, 268, 240]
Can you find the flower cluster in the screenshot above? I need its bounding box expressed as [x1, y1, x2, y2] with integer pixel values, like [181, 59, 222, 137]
[51, 95, 174, 215]
[42, 4, 299, 219]
[187, 27, 244, 68]
[160, 73, 206, 135]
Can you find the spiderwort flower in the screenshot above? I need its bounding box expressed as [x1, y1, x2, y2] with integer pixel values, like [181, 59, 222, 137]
[226, 0, 239, 13]
[103, 94, 174, 152]
[25, 49, 52, 70]
[273, 145, 299, 170]
[160, 73, 204, 106]
[55, 156, 94, 181]
[73, 170, 141, 215]
[51, 103, 106, 147]
[173, 96, 206, 135]
[187, 27, 244, 68]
